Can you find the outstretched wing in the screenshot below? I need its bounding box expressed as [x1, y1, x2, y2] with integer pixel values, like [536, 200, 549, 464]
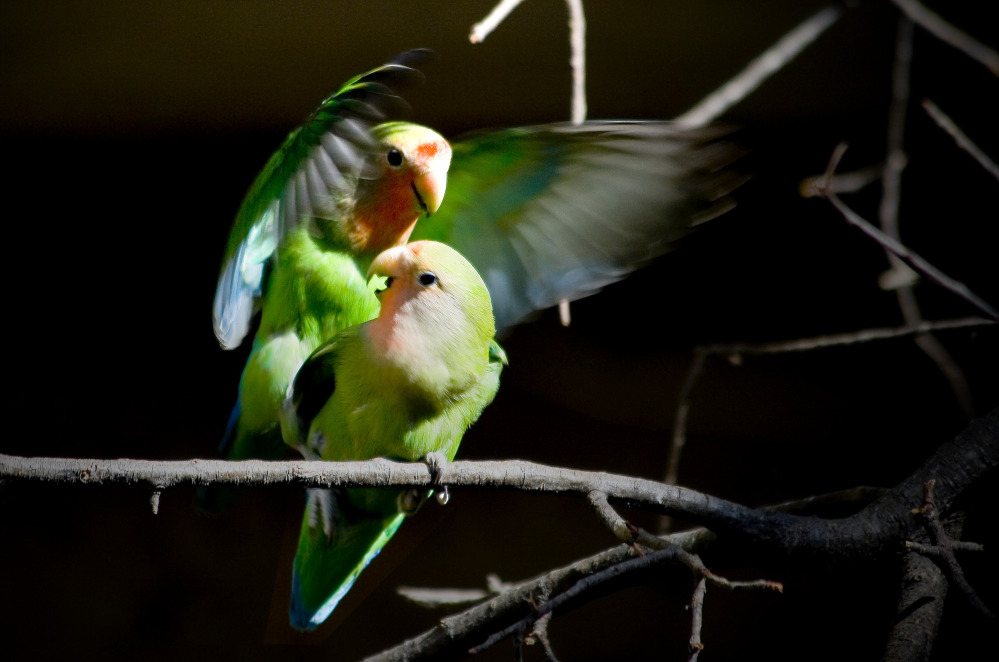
[411, 121, 743, 331]
[212, 50, 431, 349]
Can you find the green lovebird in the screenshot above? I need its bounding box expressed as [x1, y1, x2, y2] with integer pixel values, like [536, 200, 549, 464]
[279, 240, 506, 630]
[211, 49, 740, 472]
[212, 51, 452, 467]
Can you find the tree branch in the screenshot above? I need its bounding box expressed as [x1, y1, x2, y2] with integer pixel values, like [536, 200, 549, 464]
[3, 407, 997, 559]
[890, 0, 999, 75]
[816, 144, 999, 321]
[674, 4, 843, 128]
[4, 409, 995, 660]
[921, 99, 999, 182]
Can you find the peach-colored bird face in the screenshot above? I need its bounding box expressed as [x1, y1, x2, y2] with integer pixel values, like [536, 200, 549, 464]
[347, 123, 451, 255]
[365, 241, 495, 371]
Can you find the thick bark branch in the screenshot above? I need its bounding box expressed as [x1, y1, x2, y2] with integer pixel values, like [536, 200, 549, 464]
[2, 409, 996, 563]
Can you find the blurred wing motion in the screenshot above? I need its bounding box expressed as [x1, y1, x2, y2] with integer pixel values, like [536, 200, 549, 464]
[412, 121, 743, 331]
[212, 50, 432, 350]
[281, 241, 505, 630]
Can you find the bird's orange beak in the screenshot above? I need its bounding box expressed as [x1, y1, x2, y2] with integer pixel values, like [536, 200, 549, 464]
[412, 165, 447, 217]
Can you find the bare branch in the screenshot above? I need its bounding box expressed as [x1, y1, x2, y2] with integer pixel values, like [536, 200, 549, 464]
[875, 17, 978, 418]
[922, 99, 999, 181]
[23, 409, 972, 660]
[397, 586, 494, 608]
[696, 318, 994, 357]
[470, 0, 587, 328]
[688, 577, 707, 662]
[468, 546, 681, 656]
[674, 5, 843, 128]
[565, 0, 586, 125]
[880, 17, 914, 289]
[890, 0, 999, 75]
[906, 540, 985, 555]
[911, 480, 994, 617]
[661, 317, 993, 532]
[658, 350, 703, 533]
[360, 407, 998, 659]
[882, 530, 950, 662]
[822, 191, 999, 320]
[588, 491, 782, 594]
[800, 162, 884, 198]
[4, 406, 998, 560]
[469, 0, 528, 43]
[815, 145, 999, 321]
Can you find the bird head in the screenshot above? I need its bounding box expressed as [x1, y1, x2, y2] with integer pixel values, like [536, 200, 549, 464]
[348, 123, 451, 255]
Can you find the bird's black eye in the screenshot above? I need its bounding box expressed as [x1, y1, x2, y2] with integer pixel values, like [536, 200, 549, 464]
[418, 272, 438, 287]
[383, 276, 394, 289]
[387, 148, 403, 167]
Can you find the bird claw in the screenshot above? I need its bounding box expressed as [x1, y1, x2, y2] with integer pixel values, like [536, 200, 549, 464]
[424, 451, 447, 482]
[423, 452, 451, 506]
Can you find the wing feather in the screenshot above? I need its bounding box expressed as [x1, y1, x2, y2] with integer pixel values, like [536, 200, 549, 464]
[413, 121, 744, 331]
[212, 51, 432, 349]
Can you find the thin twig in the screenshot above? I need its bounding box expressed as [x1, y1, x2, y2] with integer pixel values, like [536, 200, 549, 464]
[911, 480, 995, 618]
[883, 525, 950, 662]
[523, 584, 559, 662]
[922, 99, 999, 181]
[877, 17, 978, 418]
[588, 490, 779, 661]
[560, 0, 587, 326]
[565, 0, 586, 125]
[661, 316, 994, 533]
[881, 17, 912, 240]
[400, 487, 886, 622]
[688, 577, 707, 662]
[799, 162, 884, 198]
[699, 318, 994, 356]
[660, 350, 707, 532]
[589, 492, 782, 592]
[890, 0, 999, 76]
[469, 547, 681, 655]
[825, 191, 998, 320]
[674, 4, 843, 128]
[817, 146, 999, 321]
[470, 0, 586, 329]
[906, 540, 985, 555]
[469, 0, 528, 43]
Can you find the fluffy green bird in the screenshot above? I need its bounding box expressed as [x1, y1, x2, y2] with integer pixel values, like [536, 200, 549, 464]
[212, 52, 452, 468]
[280, 240, 505, 630]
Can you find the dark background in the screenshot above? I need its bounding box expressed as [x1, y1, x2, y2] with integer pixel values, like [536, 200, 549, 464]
[1, 1, 996, 660]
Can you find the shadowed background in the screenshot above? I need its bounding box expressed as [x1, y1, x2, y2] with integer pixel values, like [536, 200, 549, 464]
[2, 1, 997, 660]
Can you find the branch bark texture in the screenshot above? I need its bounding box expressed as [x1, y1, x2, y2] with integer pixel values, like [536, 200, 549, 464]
[3, 409, 996, 563]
